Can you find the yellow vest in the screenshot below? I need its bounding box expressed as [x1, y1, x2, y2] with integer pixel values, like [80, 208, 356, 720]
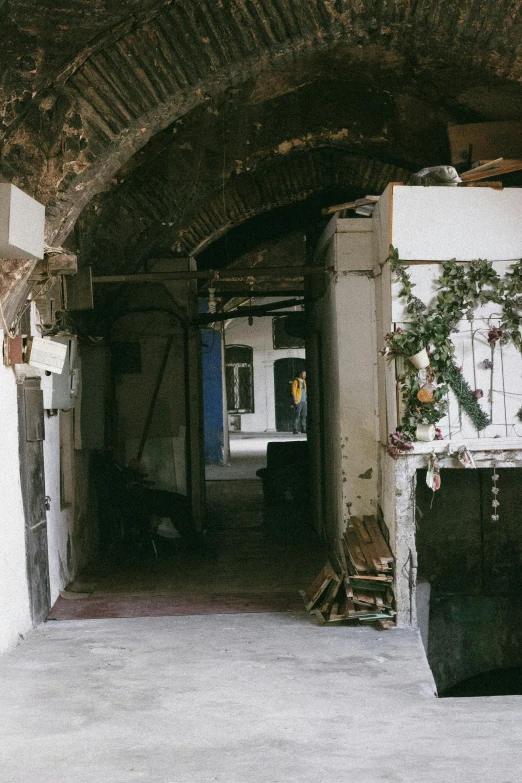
[291, 378, 306, 403]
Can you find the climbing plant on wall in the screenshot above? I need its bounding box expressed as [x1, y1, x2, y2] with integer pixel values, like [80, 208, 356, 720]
[384, 247, 522, 442]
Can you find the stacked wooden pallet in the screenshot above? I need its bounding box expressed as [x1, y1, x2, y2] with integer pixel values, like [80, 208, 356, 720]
[301, 516, 396, 629]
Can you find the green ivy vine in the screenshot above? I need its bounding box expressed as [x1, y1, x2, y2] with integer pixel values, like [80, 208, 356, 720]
[387, 246, 522, 441]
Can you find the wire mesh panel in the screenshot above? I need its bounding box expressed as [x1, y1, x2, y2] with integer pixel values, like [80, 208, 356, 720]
[226, 345, 254, 413]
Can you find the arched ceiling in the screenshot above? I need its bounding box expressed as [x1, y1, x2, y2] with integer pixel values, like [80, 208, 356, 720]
[3, 0, 522, 255]
[76, 78, 414, 273]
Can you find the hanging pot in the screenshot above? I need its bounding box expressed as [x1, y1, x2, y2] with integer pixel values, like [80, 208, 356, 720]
[408, 347, 430, 370]
[416, 423, 436, 442]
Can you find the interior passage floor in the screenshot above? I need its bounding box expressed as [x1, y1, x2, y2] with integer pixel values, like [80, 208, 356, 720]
[205, 431, 306, 481]
[2, 615, 522, 783]
[54, 477, 325, 619]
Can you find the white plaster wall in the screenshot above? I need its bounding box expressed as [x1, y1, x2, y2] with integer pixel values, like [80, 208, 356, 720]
[224, 310, 305, 432]
[0, 357, 31, 651]
[43, 413, 73, 603]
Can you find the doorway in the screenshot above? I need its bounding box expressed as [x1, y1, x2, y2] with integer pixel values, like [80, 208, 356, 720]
[274, 357, 306, 432]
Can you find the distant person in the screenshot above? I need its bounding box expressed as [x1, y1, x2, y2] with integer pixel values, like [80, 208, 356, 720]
[291, 370, 307, 434]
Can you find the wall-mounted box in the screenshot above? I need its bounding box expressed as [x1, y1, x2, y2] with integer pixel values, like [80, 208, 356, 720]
[374, 184, 522, 265]
[41, 336, 78, 410]
[0, 183, 45, 260]
[28, 336, 68, 375]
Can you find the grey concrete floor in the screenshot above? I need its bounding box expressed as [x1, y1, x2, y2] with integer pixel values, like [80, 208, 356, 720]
[1, 614, 522, 783]
[205, 432, 306, 481]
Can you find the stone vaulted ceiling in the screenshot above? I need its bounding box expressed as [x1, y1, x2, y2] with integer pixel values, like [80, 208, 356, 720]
[3, 0, 522, 271]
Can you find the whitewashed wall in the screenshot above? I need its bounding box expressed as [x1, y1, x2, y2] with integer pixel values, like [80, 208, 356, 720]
[224, 307, 305, 432]
[0, 350, 31, 651]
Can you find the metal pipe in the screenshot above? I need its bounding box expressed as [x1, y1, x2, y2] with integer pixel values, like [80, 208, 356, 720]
[92, 267, 328, 283]
[198, 298, 304, 324]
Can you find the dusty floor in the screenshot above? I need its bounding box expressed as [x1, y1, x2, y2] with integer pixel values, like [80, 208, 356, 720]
[3, 441, 522, 781]
[2, 616, 522, 783]
[62, 476, 323, 609]
[205, 432, 306, 481]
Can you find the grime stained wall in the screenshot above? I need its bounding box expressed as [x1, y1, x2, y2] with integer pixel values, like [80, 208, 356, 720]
[334, 221, 379, 526]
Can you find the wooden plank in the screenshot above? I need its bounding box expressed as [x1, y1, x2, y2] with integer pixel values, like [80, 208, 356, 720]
[352, 590, 377, 607]
[343, 529, 369, 573]
[348, 579, 388, 592]
[322, 196, 379, 215]
[460, 181, 503, 190]
[320, 577, 343, 614]
[363, 516, 394, 563]
[460, 158, 503, 178]
[351, 518, 384, 572]
[301, 563, 338, 611]
[460, 160, 522, 182]
[448, 122, 522, 165]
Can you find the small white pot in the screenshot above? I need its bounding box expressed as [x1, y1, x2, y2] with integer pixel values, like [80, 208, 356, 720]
[416, 424, 436, 442]
[408, 348, 430, 370]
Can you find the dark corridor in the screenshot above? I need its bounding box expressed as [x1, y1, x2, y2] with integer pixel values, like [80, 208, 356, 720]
[50, 475, 325, 620]
[416, 467, 522, 695]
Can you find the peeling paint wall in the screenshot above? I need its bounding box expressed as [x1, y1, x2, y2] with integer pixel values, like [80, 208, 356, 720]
[311, 219, 380, 554]
[335, 221, 379, 523]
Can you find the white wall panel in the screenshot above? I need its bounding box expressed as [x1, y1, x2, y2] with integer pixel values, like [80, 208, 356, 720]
[391, 186, 522, 261]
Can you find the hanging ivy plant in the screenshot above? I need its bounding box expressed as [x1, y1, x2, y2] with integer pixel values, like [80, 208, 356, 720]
[385, 247, 522, 441]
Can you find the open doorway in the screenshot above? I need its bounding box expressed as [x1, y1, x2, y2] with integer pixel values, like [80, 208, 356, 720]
[50, 301, 325, 622]
[274, 357, 306, 432]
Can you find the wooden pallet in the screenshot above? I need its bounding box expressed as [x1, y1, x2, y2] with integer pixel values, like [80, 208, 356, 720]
[302, 516, 396, 629]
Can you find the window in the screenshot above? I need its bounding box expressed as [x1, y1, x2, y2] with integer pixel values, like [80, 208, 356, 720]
[272, 315, 306, 349]
[226, 345, 254, 413]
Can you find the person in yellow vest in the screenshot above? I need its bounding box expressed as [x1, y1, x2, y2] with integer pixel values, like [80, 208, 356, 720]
[291, 370, 307, 434]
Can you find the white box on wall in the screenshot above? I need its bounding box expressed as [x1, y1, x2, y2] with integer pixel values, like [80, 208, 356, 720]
[374, 184, 522, 264]
[0, 183, 45, 260]
[39, 337, 78, 409]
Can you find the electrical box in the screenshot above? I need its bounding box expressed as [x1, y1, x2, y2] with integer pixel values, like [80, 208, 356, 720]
[0, 184, 45, 260]
[40, 336, 79, 410]
[63, 266, 94, 311]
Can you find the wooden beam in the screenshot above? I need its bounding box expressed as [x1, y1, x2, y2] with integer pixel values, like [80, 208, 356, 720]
[449, 121, 522, 165]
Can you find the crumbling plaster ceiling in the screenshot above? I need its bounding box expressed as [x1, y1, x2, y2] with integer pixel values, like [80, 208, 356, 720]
[2, 0, 522, 269]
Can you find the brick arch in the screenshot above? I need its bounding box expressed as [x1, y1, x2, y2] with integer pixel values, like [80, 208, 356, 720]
[4, 0, 522, 244]
[85, 148, 410, 272]
[177, 149, 410, 255]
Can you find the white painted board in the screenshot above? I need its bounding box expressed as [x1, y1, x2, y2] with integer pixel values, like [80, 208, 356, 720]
[390, 186, 522, 261]
[28, 337, 68, 374]
[0, 183, 45, 260]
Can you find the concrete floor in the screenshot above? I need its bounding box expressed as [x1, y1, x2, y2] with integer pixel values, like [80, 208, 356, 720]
[3, 447, 522, 780]
[206, 431, 306, 480]
[1, 615, 522, 782]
